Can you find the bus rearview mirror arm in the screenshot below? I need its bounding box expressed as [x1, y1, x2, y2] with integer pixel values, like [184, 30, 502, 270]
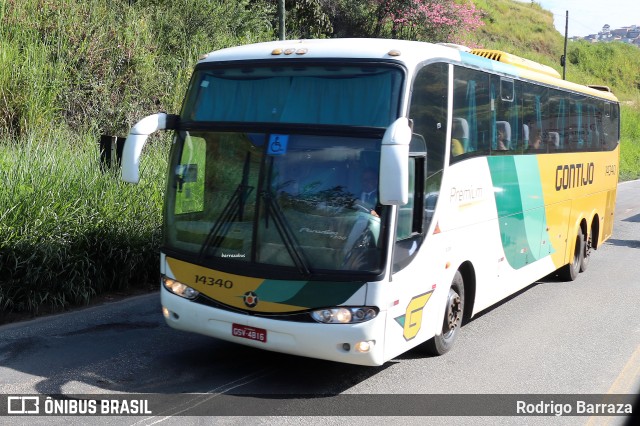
[379, 117, 411, 205]
[121, 113, 179, 183]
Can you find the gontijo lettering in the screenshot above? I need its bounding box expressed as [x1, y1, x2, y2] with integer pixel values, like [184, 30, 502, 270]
[555, 162, 594, 191]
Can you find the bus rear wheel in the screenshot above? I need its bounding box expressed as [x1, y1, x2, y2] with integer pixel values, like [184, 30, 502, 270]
[580, 231, 592, 273]
[560, 227, 584, 281]
[426, 270, 464, 356]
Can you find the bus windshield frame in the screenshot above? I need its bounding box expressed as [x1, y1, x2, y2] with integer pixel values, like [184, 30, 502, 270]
[163, 60, 406, 281]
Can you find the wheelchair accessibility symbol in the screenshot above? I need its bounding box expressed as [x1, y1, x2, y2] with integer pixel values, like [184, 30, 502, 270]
[267, 134, 289, 155]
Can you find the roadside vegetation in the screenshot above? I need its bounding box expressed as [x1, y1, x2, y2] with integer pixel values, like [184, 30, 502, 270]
[1, 0, 639, 319]
[0, 128, 168, 313]
[0, 0, 274, 319]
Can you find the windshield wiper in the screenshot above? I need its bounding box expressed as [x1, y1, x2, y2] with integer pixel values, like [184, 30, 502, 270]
[199, 152, 253, 258]
[259, 157, 312, 276]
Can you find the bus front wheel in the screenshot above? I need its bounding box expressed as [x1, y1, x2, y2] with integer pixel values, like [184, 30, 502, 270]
[425, 270, 465, 356]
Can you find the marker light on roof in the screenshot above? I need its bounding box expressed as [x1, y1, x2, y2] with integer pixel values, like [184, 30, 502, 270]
[271, 47, 307, 56]
[388, 49, 401, 57]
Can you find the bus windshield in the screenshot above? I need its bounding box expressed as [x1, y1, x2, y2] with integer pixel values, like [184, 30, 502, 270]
[164, 130, 387, 276]
[181, 63, 402, 127]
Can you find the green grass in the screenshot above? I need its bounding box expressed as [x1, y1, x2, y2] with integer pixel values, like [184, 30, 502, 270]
[474, 0, 562, 56]
[0, 128, 169, 314]
[620, 101, 640, 180]
[0, 0, 273, 137]
[0, 0, 273, 316]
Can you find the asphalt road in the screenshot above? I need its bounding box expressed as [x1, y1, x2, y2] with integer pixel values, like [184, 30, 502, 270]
[1, 180, 639, 425]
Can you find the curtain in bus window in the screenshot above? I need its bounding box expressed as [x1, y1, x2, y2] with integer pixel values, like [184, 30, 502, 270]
[575, 100, 584, 149]
[279, 75, 392, 126]
[490, 82, 497, 150]
[192, 73, 393, 127]
[556, 99, 567, 150]
[466, 80, 477, 152]
[193, 76, 291, 122]
[535, 95, 542, 131]
[509, 90, 520, 150]
[585, 104, 598, 148]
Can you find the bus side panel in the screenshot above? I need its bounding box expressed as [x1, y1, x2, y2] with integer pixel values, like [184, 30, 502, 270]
[536, 149, 619, 269]
[438, 158, 511, 315]
[544, 200, 571, 270]
[380, 223, 502, 361]
[379, 252, 447, 362]
[380, 157, 507, 361]
[434, 151, 616, 319]
[603, 188, 617, 241]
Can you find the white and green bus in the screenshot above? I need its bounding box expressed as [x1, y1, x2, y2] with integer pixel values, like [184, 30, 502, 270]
[122, 39, 619, 366]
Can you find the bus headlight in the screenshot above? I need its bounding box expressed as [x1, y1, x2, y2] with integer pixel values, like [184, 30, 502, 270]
[163, 277, 199, 300]
[310, 307, 378, 324]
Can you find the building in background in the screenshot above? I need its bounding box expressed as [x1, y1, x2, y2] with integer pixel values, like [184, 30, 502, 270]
[573, 24, 640, 46]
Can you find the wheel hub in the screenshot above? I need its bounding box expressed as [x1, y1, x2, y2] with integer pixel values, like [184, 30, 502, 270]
[446, 291, 462, 331]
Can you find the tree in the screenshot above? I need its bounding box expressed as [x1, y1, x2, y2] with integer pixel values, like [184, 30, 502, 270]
[256, 0, 484, 43]
[374, 0, 484, 43]
[286, 0, 333, 39]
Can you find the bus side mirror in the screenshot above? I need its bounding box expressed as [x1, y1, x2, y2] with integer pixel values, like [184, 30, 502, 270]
[379, 117, 411, 205]
[121, 113, 178, 183]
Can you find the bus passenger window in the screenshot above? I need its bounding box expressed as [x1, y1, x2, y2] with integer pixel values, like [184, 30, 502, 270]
[452, 66, 491, 160]
[495, 121, 511, 151]
[451, 117, 468, 156]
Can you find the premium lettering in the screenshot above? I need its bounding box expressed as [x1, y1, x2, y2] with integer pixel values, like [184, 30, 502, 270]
[450, 186, 483, 203]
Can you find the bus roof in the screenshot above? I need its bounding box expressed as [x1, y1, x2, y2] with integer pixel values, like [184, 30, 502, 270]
[199, 38, 454, 65]
[198, 38, 618, 102]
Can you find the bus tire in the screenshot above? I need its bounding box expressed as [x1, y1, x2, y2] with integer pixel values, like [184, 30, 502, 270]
[580, 230, 591, 273]
[425, 270, 464, 356]
[560, 227, 584, 281]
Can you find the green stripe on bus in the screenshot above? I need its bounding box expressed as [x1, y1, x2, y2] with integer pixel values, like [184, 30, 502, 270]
[488, 156, 551, 269]
[256, 280, 364, 308]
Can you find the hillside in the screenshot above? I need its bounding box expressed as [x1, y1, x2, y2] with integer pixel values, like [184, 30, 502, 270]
[473, 0, 640, 97]
[471, 0, 640, 179]
[0, 0, 274, 138]
[474, 0, 562, 56]
[1, 0, 639, 135]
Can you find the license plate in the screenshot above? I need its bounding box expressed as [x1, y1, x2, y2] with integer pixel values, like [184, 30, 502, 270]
[232, 323, 267, 343]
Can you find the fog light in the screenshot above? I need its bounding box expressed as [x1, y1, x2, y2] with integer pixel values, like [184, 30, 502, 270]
[354, 340, 375, 353]
[162, 306, 180, 320]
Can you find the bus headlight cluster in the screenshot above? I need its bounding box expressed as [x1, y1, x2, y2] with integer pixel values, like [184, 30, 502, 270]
[310, 307, 378, 324]
[163, 277, 199, 300]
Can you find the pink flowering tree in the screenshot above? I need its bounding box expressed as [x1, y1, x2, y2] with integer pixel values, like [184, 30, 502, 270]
[377, 0, 484, 44]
